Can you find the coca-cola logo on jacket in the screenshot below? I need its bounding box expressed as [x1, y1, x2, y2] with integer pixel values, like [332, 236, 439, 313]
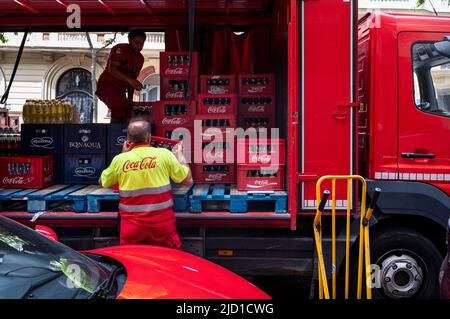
[122, 156, 157, 172]
[74, 167, 97, 178]
[162, 118, 187, 125]
[30, 137, 54, 149]
[3, 176, 34, 185]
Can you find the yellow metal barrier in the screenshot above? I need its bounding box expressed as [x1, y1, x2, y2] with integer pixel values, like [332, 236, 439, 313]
[313, 175, 380, 299]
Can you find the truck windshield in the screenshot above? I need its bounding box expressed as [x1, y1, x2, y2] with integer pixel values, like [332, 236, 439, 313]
[0, 216, 108, 299]
[413, 42, 450, 117]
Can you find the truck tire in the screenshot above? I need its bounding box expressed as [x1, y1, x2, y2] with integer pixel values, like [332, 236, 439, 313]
[370, 227, 443, 299]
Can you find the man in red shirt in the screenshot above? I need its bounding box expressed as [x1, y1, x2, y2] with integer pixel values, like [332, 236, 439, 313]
[96, 30, 146, 123]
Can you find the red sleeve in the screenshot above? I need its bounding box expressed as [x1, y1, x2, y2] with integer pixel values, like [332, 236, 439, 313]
[109, 44, 128, 63]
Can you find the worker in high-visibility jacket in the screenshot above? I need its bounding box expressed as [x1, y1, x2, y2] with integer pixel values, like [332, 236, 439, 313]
[99, 120, 193, 249]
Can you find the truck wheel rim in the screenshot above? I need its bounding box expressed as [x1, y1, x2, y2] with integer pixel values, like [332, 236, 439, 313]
[377, 251, 425, 299]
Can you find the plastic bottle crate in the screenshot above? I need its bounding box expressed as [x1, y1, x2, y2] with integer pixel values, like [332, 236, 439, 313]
[238, 73, 275, 95]
[237, 138, 285, 165]
[107, 123, 128, 154]
[153, 100, 195, 127]
[193, 163, 236, 184]
[0, 155, 54, 189]
[237, 165, 285, 191]
[193, 137, 237, 164]
[197, 94, 237, 115]
[238, 94, 275, 116]
[64, 154, 106, 184]
[161, 76, 198, 100]
[64, 124, 108, 154]
[21, 124, 64, 154]
[194, 114, 237, 136]
[200, 75, 236, 94]
[160, 51, 198, 77]
[237, 116, 276, 130]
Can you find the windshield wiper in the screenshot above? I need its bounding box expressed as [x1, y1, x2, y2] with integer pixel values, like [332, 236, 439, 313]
[88, 265, 122, 299]
[20, 272, 65, 299]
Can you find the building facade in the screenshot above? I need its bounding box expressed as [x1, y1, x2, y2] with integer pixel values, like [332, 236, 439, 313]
[359, 0, 450, 17]
[0, 32, 164, 125]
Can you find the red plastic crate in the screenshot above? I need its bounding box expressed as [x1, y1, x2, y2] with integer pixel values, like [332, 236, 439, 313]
[237, 165, 285, 191]
[237, 115, 276, 130]
[237, 138, 285, 165]
[238, 73, 275, 95]
[153, 100, 195, 127]
[160, 51, 198, 77]
[197, 94, 237, 115]
[155, 126, 194, 162]
[193, 163, 236, 184]
[161, 76, 198, 100]
[200, 75, 236, 94]
[193, 136, 236, 164]
[238, 94, 275, 116]
[0, 155, 53, 189]
[194, 114, 237, 135]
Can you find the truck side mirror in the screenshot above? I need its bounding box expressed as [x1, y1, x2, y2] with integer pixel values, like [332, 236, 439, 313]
[433, 36, 450, 58]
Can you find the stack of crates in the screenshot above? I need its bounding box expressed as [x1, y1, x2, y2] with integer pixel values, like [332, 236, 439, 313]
[21, 123, 108, 184]
[194, 75, 238, 184]
[157, 51, 198, 163]
[236, 138, 285, 191]
[237, 74, 276, 131]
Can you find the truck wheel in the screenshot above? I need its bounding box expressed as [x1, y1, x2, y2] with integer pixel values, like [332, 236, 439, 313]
[370, 228, 442, 299]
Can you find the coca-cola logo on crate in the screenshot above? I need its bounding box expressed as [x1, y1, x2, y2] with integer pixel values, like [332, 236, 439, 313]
[208, 86, 227, 94]
[247, 105, 266, 113]
[205, 173, 226, 182]
[165, 92, 184, 99]
[247, 181, 278, 188]
[207, 106, 227, 114]
[250, 154, 272, 163]
[3, 176, 34, 185]
[162, 118, 187, 125]
[165, 68, 185, 76]
[30, 137, 54, 149]
[74, 167, 97, 178]
[248, 86, 266, 94]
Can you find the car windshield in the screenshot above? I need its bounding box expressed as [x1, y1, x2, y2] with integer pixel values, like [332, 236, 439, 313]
[0, 216, 108, 299]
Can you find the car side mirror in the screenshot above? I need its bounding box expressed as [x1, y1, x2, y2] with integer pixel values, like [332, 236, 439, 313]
[433, 36, 450, 58]
[35, 225, 59, 241]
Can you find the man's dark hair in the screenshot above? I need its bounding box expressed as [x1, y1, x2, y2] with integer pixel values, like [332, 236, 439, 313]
[127, 120, 151, 143]
[128, 30, 147, 40]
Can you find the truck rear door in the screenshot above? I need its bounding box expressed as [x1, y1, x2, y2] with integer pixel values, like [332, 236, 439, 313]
[398, 32, 450, 195]
[300, 0, 356, 211]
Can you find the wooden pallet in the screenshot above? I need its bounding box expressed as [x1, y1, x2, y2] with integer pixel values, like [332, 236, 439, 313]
[189, 184, 288, 213]
[85, 184, 193, 212]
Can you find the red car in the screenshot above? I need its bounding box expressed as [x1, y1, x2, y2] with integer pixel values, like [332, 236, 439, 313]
[0, 216, 270, 299]
[440, 218, 450, 299]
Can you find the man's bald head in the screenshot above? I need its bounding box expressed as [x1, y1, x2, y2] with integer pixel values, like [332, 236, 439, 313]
[127, 120, 151, 143]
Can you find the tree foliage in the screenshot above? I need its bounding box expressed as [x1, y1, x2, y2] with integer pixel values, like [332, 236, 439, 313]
[417, 0, 426, 6]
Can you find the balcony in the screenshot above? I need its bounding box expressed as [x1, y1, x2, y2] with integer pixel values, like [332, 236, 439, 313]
[0, 32, 165, 50]
[359, 0, 450, 13]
